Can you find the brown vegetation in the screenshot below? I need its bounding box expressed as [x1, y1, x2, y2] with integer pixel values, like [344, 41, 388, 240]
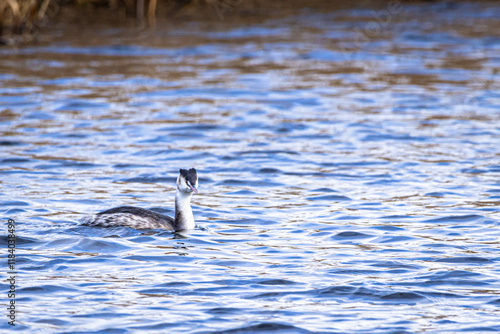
[0, 0, 52, 37]
[0, 0, 200, 44]
[0, 0, 457, 45]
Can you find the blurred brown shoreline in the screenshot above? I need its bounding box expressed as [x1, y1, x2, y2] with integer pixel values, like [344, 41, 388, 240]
[0, 0, 494, 45]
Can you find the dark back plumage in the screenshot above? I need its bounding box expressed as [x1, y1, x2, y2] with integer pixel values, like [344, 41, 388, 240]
[180, 168, 197, 185]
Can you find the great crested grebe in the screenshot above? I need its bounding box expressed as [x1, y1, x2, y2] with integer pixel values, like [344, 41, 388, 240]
[81, 168, 198, 230]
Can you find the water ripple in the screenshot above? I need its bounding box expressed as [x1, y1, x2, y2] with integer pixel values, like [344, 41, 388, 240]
[1, 2, 500, 333]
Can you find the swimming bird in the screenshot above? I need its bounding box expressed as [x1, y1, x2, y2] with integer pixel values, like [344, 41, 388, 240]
[81, 168, 198, 230]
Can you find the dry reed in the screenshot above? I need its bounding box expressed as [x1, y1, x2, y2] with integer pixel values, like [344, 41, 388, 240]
[0, 0, 195, 43]
[0, 0, 53, 37]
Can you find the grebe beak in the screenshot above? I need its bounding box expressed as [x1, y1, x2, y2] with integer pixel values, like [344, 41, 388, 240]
[189, 185, 198, 194]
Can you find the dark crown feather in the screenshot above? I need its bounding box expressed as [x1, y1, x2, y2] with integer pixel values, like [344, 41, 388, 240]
[179, 168, 197, 185]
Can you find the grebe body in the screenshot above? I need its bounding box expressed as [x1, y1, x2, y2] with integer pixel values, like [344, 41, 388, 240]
[81, 168, 198, 231]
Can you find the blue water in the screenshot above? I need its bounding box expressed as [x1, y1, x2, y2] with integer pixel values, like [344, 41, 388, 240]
[1, 1, 500, 333]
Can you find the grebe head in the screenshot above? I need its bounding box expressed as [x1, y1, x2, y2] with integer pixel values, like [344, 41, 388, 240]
[178, 168, 198, 195]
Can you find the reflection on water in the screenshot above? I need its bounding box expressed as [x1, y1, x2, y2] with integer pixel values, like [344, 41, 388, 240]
[1, 1, 500, 333]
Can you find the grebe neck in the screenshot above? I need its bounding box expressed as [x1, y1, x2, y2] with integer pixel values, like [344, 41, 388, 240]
[174, 189, 195, 230]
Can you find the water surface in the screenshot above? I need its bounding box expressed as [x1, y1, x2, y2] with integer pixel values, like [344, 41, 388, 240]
[1, 1, 500, 333]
